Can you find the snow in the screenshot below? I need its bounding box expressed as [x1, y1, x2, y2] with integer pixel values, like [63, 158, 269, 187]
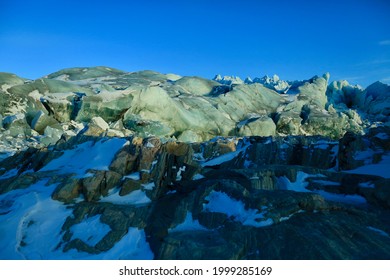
[99, 188, 151, 206]
[277, 172, 311, 192]
[311, 180, 340, 186]
[0, 168, 18, 179]
[277, 172, 367, 205]
[359, 182, 375, 188]
[280, 210, 305, 222]
[70, 215, 111, 247]
[0, 180, 72, 259]
[202, 151, 238, 166]
[142, 182, 155, 190]
[123, 172, 140, 180]
[203, 191, 273, 228]
[374, 133, 389, 140]
[64, 227, 154, 260]
[192, 174, 205, 180]
[0, 151, 16, 162]
[315, 190, 367, 205]
[202, 141, 250, 167]
[313, 140, 337, 150]
[367, 226, 390, 238]
[176, 166, 186, 181]
[0, 179, 153, 259]
[344, 154, 390, 178]
[353, 149, 375, 161]
[145, 141, 155, 148]
[169, 212, 207, 232]
[40, 138, 128, 178]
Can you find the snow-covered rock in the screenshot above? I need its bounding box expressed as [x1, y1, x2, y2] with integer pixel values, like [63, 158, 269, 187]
[213, 74, 244, 85]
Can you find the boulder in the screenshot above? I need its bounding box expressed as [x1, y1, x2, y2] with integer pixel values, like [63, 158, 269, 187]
[52, 176, 82, 203]
[82, 117, 109, 137]
[31, 110, 59, 134]
[237, 116, 276, 137]
[40, 126, 63, 145]
[82, 170, 122, 201]
[275, 111, 302, 135]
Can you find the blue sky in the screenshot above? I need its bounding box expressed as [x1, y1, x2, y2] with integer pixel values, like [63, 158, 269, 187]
[0, 0, 389, 86]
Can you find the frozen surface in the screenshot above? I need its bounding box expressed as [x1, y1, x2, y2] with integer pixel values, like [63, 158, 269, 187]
[0, 179, 153, 259]
[142, 182, 155, 190]
[203, 191, 273, 227]
[359, 182, 375, 188]
[367, 226, 390, 238]
[280, 210, 305, 222]
[375, 133, 389, 140]
[311, 180, 340, 186]
[344, 154, 390, 178]
[169, 212, 207, 232]
[0, 180, 72, 259]
[315, 190, 367, 205]
[0, 168, 18, 179]
[99, 188, 151, 205]
[202, 142, 250, 167]
[41, 138, 128, 177]
[123, 172, 140, 180]
[192, 173, 205, 180]
[70, 215, 111, 247]
[277, 172, 311, 192]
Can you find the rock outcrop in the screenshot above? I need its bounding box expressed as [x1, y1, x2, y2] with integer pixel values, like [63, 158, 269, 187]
[0, 124, 389, 259]
[0, 67, 389, 260]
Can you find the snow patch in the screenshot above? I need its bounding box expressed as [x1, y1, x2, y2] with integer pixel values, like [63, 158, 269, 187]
[169, 212, 207, 232]
[203, 191, 273, 227]
[99, 188, 151, 206]
[70, 215, 110, 247]
[123, 172, 140, 180]
[367, 226, 390, 238]
[176, 166, 186, 181]
[202, 141, 249, 167]
[0, 168, 18, 179]
[277, 172, 311, 192]
[359, 182, 375, 188]
[192, 174, 205, 180]
[142, 182, 155, 190]
[344, 154, 390, 178]
[0, 180, 72, 259]
[315, 190, 367, 205]
[40, 138, 128, 178]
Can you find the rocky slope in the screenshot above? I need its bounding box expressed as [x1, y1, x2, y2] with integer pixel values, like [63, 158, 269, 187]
[0, 67, 389, 259]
